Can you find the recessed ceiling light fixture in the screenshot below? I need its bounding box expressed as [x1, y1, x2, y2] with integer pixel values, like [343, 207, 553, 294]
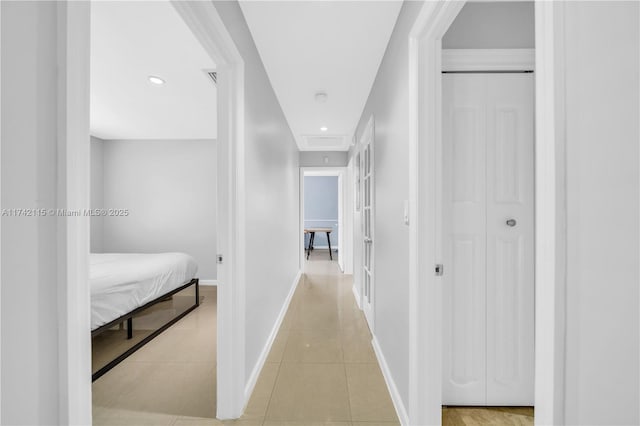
[320, 126, 328, 132]
[148, 76, 165, 85]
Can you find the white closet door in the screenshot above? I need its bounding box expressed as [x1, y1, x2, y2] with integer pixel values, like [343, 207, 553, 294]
[443, 74, 488, 405]
[485, 74, 534, 405]
[442, 73, 534, 406]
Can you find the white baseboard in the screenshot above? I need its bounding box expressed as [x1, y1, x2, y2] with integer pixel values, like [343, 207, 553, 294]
[352, 284, 362, 309]
[243, 270, 302, 404]
[371, 336, 410, 426]
[199, 279, 218, 286]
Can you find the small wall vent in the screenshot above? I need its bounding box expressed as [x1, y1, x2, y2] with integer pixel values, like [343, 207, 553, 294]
[204, 70, 217, 85]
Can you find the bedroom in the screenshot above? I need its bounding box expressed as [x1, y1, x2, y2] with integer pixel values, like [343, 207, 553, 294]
[88, 1, 219, 419]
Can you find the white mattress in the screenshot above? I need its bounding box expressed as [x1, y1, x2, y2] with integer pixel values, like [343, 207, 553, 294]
[90, 253, 198, 330]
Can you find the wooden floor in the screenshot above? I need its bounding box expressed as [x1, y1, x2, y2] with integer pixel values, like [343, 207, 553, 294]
[443, 406, 534, 425]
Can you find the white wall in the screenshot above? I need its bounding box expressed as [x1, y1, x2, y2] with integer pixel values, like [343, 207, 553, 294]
[350, 0, 425, 409]
[562, 2, 639, 424]
[299, 151, 348, 167]
[443, 1, 534, 49]
[1, 2, 61, 424]
[91, 136, 104, 252]
[212, 1, 301, 383]
[100, 139, 217, 280]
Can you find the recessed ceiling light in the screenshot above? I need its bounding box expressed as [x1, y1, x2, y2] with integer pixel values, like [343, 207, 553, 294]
[320, 126, 328, 132]
[148, 76, 165, 85]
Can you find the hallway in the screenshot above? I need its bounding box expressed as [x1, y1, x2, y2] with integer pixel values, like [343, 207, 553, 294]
[240, 250, 399, 424]
[92, 250, 400, 425]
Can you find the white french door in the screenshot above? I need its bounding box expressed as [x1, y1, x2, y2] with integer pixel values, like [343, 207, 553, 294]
[362, 125, 375, 330]
[442, 73, 534, 406]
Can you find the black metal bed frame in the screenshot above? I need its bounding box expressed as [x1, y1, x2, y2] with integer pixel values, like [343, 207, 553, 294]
[91, 278, 200, 381]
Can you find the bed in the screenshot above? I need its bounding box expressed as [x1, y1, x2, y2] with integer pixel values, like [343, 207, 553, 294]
[90, 252, 200, 380]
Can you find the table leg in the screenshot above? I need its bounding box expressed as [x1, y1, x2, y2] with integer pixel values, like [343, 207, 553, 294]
[127, 317, 133, 340]
[327, 232, 333, 260]
[307, 232, 315, 260]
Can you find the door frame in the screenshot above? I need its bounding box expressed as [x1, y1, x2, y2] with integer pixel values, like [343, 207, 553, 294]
[60, 1, 247, 422]
[407, 2, 567, 425]
[441, 69, 536, 406]
[358, 115, 375, 330]
[172, 2, 247, 419]
[299, 167, 348, 273]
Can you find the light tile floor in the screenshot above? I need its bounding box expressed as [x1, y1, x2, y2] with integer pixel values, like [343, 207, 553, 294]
[93, 286, 218, 425]
[92, 250, 399, 425]
[92, 250, 531, 425]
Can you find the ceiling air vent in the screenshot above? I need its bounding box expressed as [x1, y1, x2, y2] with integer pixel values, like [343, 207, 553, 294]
[303, 135, 347, 150]
[203, 70, 217, 86]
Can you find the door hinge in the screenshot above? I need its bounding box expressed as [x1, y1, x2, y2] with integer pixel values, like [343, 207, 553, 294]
[435, 264, 444, 276]
[217, 254, 223, 264]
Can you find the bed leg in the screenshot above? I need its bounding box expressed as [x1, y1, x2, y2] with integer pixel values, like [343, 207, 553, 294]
[127, 317, 133, 339]
[195, 280, 200, 306]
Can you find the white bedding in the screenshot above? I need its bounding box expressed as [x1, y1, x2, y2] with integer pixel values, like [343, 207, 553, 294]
[90, 253, 198, 330]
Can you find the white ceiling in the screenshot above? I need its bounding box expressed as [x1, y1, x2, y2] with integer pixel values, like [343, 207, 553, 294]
[239, 1, 402, 151]
[90, 1, 217, 140]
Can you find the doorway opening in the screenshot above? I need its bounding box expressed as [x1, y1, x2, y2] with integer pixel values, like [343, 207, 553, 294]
[300, 168, 346, 272]
[89, 1, 219, 422]
[440, 2, 535, 424]
[59, 0, 245, 422]
[406, 0, 563, 424]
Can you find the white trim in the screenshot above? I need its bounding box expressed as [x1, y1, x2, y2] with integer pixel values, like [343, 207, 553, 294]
[372, 336, 410, 426]
[171, 1, 246, 419]
[408, 1, 564, 425]
[359, 115, 375, 331]
[200, 279, 218, 286]
[343, 155, 354, 274]
[299, 169, 305, 270]
[337, 172, 345, 271]
[57, 2, 92, 424]
[352, 285, 362, 310]
[243, 271, 301, 403]
[408, 5, 464, 424]
[442, 48, 535, 72]
[305, 219, 339, 222]
[0, 2, 3, 420]
[533, 2, 567, 424]
[304, 170, 342, 177]
[361, 115, 375, 149]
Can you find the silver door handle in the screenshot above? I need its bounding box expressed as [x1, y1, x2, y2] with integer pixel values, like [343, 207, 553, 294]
[364, 237, 373, 244]
[506, 219, 517, 227]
